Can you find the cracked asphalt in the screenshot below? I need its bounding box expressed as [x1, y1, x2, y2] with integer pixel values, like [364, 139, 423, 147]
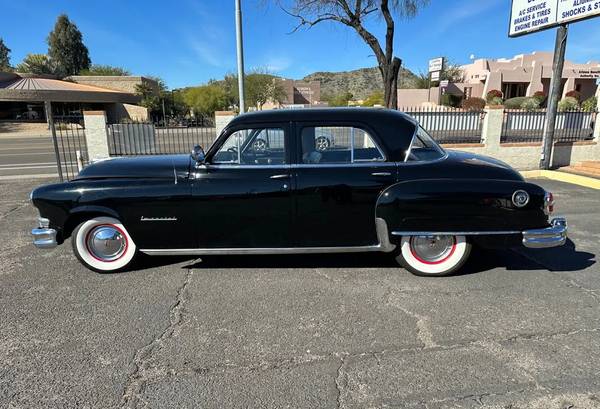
[1, 178, 599, 409]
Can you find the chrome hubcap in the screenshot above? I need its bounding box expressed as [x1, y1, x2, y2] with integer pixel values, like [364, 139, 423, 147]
[86, 226, 126, 261]
[253, 139, 267, 152]
[410, 235, 455, 263]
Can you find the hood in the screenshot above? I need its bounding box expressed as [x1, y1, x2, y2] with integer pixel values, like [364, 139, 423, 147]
[74, 155, 190, 180]
[442, 150, 524, 181]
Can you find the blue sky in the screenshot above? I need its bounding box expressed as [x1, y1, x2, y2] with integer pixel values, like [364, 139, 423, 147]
[2, 0, 599, 89]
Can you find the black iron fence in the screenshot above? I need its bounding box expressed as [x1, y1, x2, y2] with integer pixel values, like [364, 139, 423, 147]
[402, 107, 486, 144]
[107, 120, 217, 156]
[50, 115, 88, 181]
[501, 109, 597, 143]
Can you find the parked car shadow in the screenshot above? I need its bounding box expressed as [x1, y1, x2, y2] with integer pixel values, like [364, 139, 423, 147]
[129, 238, 594, 275]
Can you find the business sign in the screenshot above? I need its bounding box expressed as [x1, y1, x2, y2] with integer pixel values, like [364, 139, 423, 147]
[439, 80, 449, 87]
[430, 71, 441, 81]
[576, 69, 600, 79]
[509, 0, 600, 37]
[429, 57, 444, 73]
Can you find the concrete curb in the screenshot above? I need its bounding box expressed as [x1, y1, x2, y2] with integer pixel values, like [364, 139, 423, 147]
[521, 170, 600, 190]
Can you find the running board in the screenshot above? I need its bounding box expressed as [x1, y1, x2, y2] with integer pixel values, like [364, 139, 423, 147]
[141, 218, 396, 256]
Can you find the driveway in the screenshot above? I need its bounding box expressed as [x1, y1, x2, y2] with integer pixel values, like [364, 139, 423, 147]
[0, 178, 598, 408]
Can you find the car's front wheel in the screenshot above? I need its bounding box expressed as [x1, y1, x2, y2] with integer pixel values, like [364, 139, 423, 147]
[72, 217, 137, 273]
[395, 235, 471, 277]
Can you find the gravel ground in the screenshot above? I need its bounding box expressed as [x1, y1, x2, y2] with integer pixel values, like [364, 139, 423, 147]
[0, 178, 598, 409]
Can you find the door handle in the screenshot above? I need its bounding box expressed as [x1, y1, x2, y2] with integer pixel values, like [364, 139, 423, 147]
[371, 172, 392, 177]
[270, 174, 291, 180]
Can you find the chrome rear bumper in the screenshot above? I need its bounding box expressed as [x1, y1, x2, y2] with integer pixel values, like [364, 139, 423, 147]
[522, 217, 567, 249]
[32, 217, 57, 249]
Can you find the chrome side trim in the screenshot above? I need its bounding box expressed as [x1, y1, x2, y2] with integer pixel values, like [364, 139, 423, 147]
[141, 218, 396, 256]
[522, 217, 567, 249]
[392, 230, 521, 236]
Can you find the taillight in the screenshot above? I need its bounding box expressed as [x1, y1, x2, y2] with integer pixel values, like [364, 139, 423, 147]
[544, 191, 554, 215]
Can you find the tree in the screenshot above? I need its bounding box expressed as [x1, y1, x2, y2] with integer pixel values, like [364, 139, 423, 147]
[278, 0, 429, 109]
[182, 84, 230, 117]
[323, 91, 353, 106]
[135, 82, 161, 115]
[79, 64, 130, 76]
[362, 91, 384, 106]
[47, 14, 91, 77]
[0, 38, 11, 71]
[15, 54, 57, 75]
[222, 70, 287, 110]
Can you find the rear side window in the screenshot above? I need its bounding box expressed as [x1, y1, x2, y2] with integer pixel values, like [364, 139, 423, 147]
[405, 127, 445, 162]
[300, 126, 384, 164]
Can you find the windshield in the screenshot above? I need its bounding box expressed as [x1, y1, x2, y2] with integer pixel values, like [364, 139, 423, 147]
[405, 126, 446, 162]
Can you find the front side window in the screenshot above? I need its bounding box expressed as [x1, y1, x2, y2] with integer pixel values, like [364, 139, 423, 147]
[405, 126, 446, 162]
[300, 126, 384, 164]
[212, 127, 286, 165]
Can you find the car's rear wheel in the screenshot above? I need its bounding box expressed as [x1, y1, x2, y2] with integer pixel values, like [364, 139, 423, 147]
[72, 217, 137, 273]
[395, 235, 471, 276]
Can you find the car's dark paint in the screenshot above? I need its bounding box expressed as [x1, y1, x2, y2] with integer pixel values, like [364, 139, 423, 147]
[30, 108, 552, 252]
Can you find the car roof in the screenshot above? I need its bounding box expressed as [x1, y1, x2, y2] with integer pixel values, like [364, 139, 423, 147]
[229, 107, 417, 126]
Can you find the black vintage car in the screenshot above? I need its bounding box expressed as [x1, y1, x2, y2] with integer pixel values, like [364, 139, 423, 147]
[31, 108, 567, 276]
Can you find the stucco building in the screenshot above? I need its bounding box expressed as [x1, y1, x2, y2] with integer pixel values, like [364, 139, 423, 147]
[398, 52, 600, 107]
[461, 52, 600, 100]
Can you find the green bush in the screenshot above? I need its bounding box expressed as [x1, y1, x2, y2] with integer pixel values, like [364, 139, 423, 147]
[461, 97, 486, 111]
[440, 93, 462, 108]
[520, 98, 540, 111]
[503, 97, 529, 109]
[533, 91, 547, 106]
[558, 97, 580, 112]
[582, 96, 598, 112]
[489, 96, 504, 106]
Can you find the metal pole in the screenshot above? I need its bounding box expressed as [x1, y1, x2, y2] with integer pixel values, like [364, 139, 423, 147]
[235, 0, 246, 113]
[540, 24, 568, 170]
[427, 73, 431, 103]
[44, 101, 64, 181]
[161, 98, 166, 125]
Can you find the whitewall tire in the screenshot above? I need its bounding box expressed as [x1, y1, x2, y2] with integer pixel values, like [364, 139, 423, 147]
[395, 235, 471, 277]
[72, 217, 137, 273]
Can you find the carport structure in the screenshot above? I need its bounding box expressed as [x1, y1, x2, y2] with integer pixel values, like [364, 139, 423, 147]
[0, 73, 140, 123]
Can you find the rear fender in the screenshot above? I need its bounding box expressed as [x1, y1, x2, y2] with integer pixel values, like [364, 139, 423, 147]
[376, 179, 548, 236]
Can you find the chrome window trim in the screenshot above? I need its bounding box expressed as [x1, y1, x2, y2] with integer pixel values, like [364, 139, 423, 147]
[402, 125, 447, 165]
[200, 164, 291, 170]
[292, 162, 395, 169]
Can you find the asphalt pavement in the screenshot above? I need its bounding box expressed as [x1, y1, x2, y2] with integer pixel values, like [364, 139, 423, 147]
[0, 178, 599, 408]
[0, 136, 62, 178]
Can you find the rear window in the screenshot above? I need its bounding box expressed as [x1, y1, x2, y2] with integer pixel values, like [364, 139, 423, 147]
[405, 127, 445, 162]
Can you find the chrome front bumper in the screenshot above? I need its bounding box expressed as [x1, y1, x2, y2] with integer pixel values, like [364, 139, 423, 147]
[32, 217, 57, 249]
[522, 217, 567, 249]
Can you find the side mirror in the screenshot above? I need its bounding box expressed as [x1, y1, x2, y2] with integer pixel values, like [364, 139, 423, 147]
[191, 145, 205, 163]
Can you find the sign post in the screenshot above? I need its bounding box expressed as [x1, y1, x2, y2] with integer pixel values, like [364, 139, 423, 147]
[540, 24, 568, 170]
[428, 57, 444, 103]
[509, 0, 600, 169]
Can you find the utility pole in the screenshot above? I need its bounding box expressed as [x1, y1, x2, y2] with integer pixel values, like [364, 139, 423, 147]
[540, 24, 568, 170]
[235, 0, 246, 113]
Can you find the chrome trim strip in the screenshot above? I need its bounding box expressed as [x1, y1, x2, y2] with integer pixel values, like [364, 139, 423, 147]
[392, 230, 521, 236]
[141, 218, 396, 256]
[32, 228, 57, 248]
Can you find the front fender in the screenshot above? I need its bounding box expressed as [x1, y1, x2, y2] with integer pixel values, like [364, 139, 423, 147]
[376, 179, 549, 235]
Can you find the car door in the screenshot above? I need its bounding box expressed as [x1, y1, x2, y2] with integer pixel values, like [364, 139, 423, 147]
[293, 122, 398, 247]
[191, 123, 294, 248]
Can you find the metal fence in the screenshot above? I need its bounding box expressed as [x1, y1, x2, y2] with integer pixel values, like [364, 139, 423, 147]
[402, 107, 486, 144]
[501, 109, 597, 143]
[107, 119, 217, 156]
[50, 115, 89, 181]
